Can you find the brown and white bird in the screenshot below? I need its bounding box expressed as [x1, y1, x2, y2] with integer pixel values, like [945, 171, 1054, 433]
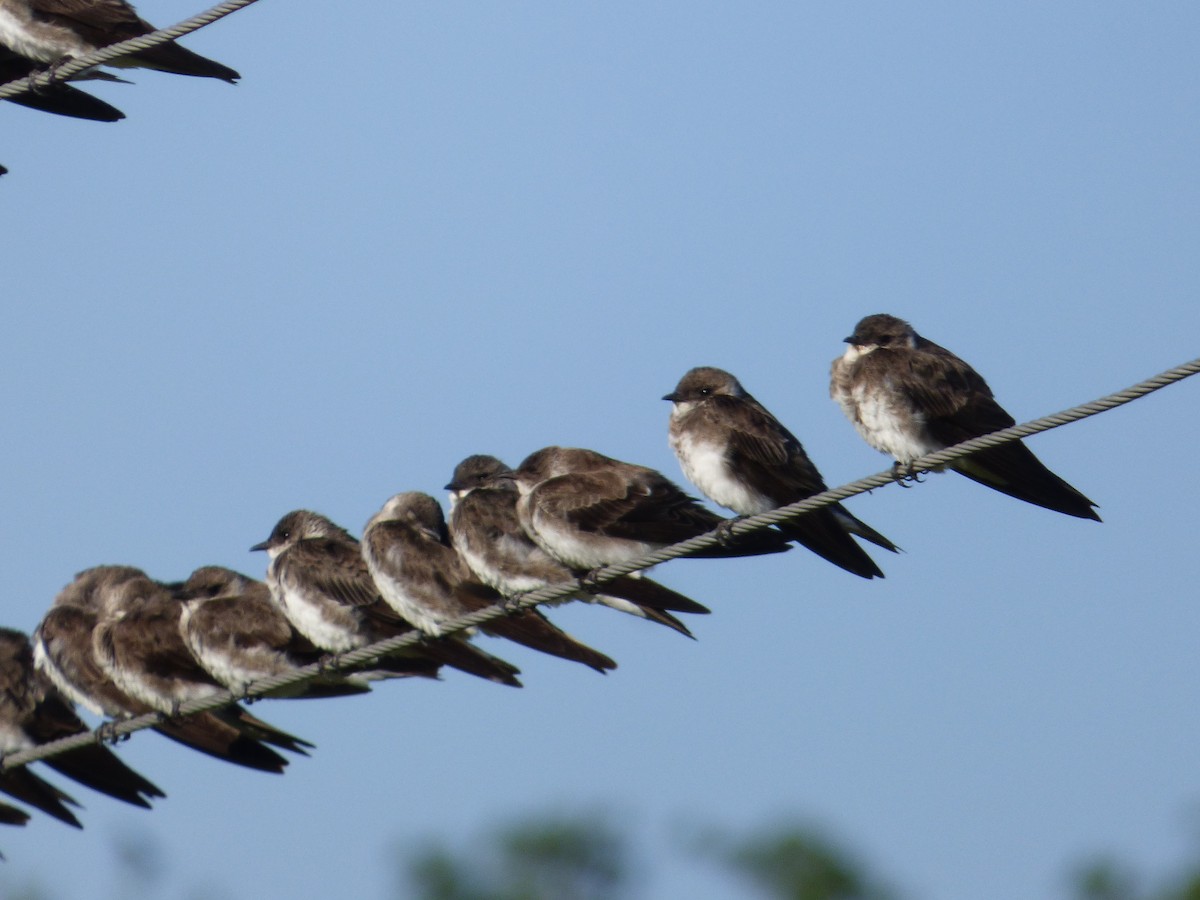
[0, 0, 239, 81]
[830, 313, 1100, 520]
[176, 566, 440, 700]
[0, 44, 124, 120]
[507, 446, 792, 570]
[664, 366, 898, 579]
[0, 627, 163, 825]
[446, 455, 709, 638]
[34, 566, 294, 774]
[89, 570, 313, 756]
[363, 491, 617, 673]
[252, 510, 524, 687]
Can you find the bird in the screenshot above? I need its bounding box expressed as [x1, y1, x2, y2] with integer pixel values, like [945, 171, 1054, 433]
[830, 313, 1100, 520]
[176, 565, 440, 699]
[251, 510, 524, 687]
[664, 366, 898, 579]
[34, 566, 294, 774]
[0, 0, 240, 81]
[506, 446, 792, 571]
[0, 627, 163, 820]
[446, 455, 709, 638]
[88, 569, 314, 757]
[362, 491, 617, 673]
[0, 44, 124, 120]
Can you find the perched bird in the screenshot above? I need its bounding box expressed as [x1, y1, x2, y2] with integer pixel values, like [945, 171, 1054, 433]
[0, 0, 240, 82]
[0, 627, 163, 821]
[446, 455, 709, 638]
[0, 44, 124, 120]
[507, 446, 792, 570]
[664, 366, 898, 579]
[252, 510, 523, 687]
[363, 491, 617, 673]
[88, 570, 314, 757]
[831, 314, 1100, 520]
[34, 566, 293, 774]
[176, 565, 439, 699]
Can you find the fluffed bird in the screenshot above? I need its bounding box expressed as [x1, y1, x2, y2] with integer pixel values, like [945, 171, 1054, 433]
[665, 366, 898, 578]
[507, 446, 792, 570]
[831, 314, 1100, 520]
[0, 44, 124, 120]
[446, 455, 708, 637]
[34, 566, 293, 774]
[0, 627, 163, 816]
[363, 491, 617, 673]
[252, 510, 523, 687]
[0, 0, 239, 81]
[176, 565, 440, 698]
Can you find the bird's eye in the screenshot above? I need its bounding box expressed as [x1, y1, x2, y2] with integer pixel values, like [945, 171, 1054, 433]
[699, 388, 711, 396]
[279, 529, 291, 541]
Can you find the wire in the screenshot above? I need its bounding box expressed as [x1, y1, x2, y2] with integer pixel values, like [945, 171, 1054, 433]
[0, 0, 260, 102]
[3, 354, 1197, 770]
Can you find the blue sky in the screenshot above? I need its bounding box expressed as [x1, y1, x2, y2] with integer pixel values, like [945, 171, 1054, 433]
[2, 2, 1199, 897]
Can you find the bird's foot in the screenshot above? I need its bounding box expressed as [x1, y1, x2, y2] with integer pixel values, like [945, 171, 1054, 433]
[579, 568, 609, 593]
[891, 462, 924, 487]
[317, 652, 343, 675]
[714, 515, 749, 545]
[96, 718, 129, 744]
[38, 55, 74, 89]
[500, 592, 528, 612]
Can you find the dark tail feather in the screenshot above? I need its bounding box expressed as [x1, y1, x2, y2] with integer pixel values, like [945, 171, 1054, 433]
[216, 708, 314, 755]
[0, 802, 29, 827]
[346, 655, 442, 681]
[126, 43, 239, 83]
[422, 639, 523, 687]
[601, 575, 711, 614]
[269, 681, 373, 700]
[775, 509, 885, 579]
[6, 84, 125, 122]
[831, 505, 901, 553]
[153, 714, 289, 774]
[0, 769, 81, 828]
[44, 744, 164, 808]
[484, 611, 616, 673]
[953, 443, 1101, 521]
[684, 525, 793, 560]
[635, 607, 696, 639]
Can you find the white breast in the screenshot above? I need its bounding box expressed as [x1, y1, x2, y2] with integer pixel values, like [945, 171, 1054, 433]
[32, 636, 105, 717]
[848, 380, 941, 465]
[362, 549, 444, 636]
[524, 506, 655, 569]
[270, 576, 364, 654]
[0, 8, 90, 63]
[672, 430, 773, 515]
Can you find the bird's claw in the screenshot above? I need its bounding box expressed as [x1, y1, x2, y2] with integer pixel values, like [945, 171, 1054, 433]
[714, 515, 749, 545]
[96, 719, 128, 744]
[891, 462, 924, 487]
[579, 569, 605, 593]
[501, 593, 527, 612]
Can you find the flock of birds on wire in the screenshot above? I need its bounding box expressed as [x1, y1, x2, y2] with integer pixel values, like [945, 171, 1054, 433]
[0, 313, 1100, 850]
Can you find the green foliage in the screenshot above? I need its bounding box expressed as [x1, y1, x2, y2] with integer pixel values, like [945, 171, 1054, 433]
[399, 812, 631, 900]
[686, 822, 896, 900]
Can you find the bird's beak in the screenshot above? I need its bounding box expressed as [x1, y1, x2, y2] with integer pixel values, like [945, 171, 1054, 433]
[662, 392, 680, 402]
[249, 540, 270, 552]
